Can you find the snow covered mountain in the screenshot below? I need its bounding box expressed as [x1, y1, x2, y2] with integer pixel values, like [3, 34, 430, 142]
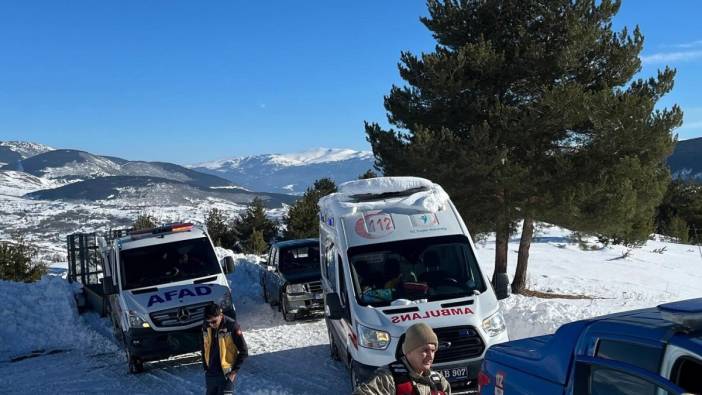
[668, 137, 702, 182]
[189, 148, 376, 194]
[0, 141, 54, 167]
[0, 140, 54, 159]
[0, 143, 296, 243]
[2, 149, 237, 188]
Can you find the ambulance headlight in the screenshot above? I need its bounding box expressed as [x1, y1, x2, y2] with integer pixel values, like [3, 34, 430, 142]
[218, 290, 233, 310]
[286, 283, 306, 294]
[127, 310, 149, 329]
[482, 311, 506, 337]
[357, 324, 391, 350]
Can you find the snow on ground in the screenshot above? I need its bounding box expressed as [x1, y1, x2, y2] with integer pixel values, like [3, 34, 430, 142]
[1, 224, 701, 393]
[478, 223, 702, 339]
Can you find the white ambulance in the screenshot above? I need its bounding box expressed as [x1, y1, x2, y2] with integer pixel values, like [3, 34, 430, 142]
[318, 177, 508, 393]
[99, 223, 236, 373]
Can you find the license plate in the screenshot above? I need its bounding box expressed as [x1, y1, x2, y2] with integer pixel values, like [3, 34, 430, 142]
[441, 366, 468, 382]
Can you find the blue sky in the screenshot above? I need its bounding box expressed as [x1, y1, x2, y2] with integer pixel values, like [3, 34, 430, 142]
[1, 1, 700, 164]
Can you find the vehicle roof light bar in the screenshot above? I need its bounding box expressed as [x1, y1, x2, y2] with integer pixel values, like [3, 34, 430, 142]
[127, 222, 194, 240]
[658, 298, 702, 331]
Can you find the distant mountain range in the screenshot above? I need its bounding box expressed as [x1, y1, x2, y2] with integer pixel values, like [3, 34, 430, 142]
[189, 148, 375, 194]
[0, 141, 54, 167]
[668, 137, 702, 182]
[0, 144, 294, 208]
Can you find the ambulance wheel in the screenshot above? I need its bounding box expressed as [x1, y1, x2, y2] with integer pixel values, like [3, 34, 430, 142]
[327, 325, 340, 361]
[127, 350, 144, 374]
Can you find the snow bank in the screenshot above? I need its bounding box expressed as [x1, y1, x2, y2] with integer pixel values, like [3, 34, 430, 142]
[0, 276, 118, 360]
[322, 176, 451, 214]
[338, 176, 433, 196]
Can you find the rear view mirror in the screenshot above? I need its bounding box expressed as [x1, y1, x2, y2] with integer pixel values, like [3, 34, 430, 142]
[325, 293, 343, 320]
[221, 256, 236, 274]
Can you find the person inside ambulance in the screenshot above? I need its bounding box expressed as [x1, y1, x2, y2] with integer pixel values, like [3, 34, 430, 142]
[383, 258, 403, 290]
[353, 322, 451, 395]
[418, 250, 453, 286]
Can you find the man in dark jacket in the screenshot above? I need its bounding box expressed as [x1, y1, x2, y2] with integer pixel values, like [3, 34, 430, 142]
[202, 304, 248, 395]
[353, 322, 451, 395]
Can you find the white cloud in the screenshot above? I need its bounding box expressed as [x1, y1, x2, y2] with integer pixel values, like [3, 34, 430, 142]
[674, 40, 702, 49]
[641, 50, 702, 64]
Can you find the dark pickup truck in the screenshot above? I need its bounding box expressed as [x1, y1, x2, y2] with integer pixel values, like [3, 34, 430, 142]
[479, 298, 702, 395]
[260, 238, 324, 321]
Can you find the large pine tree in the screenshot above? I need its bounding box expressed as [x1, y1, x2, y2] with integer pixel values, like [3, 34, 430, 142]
[366, 0, 681, 293]
[284, 178, 337, 240]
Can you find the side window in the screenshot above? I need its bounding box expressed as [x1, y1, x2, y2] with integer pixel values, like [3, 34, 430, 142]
[671, 356, 702, 394]
[337, 254, 351, 321]
[589, 366, 675, 395]
[338, 255, 347, 306]
[596, 339, 662, 373]
[325, 245, 336, 290]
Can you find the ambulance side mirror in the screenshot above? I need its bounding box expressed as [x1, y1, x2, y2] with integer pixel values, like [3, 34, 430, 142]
[102, 276, 117, 295]
[325, 293, 343, 320]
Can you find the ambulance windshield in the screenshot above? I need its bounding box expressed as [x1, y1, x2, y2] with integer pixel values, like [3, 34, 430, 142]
[348, 235, 486, 307]
[120, 237, 221, 290]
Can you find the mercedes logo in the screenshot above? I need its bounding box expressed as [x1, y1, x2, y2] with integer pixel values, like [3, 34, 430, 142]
[177, 307, 190, 322]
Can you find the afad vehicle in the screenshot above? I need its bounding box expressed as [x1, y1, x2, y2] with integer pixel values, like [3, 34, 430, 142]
[318, 177, 509, 393]
[99, 223, 236, 373]
[479, 298, 702, 395]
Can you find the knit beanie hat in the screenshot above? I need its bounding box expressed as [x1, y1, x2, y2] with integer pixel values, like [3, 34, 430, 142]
[402, 322, 438, 355]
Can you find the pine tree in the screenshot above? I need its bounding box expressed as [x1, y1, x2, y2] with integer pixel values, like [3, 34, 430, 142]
[359, 169, 378, 180]
[284, 178, 337, 240]
[205, 208, 239, 249]
[235, 197, 278, 252]
[248, 229, 268, 255]
[0, 233, 46, 282]
[133, 213, 157, 230]
[656, 180, 702, 243]
[366, 0, 681, 294]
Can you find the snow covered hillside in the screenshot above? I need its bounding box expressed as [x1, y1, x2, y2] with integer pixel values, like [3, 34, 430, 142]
[1, 223, 701, 394]
[189, 148, 375, 194]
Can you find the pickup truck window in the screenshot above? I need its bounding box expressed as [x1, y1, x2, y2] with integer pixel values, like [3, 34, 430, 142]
[120, 238, 220, 290]
[279, 245, 320, 273]
[589, 366, 676, 395]
[596, 339, 662, 374]
[671, 356, 702, 394]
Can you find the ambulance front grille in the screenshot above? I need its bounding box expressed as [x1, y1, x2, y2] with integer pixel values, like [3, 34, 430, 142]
[433, 325, 485, 363]
[150, 302, 210, 327]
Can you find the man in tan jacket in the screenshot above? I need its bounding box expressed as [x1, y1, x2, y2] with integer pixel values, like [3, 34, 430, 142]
[353, 322, 451, 395]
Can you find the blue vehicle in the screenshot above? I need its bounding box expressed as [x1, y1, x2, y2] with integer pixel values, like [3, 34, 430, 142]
[479, 298, 702, 395]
